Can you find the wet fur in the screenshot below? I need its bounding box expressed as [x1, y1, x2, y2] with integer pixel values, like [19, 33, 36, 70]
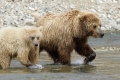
[35, 10, 102, 65]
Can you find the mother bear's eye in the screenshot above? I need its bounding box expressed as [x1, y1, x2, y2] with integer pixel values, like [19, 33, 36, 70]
[93, 25, 97, 29]
[31, 37, 35, 40]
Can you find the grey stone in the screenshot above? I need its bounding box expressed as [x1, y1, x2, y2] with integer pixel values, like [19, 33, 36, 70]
[0, 0, 119, 31]
[70, 5, 75, 9]
[24, 19, 35, 26]
[116, 18, 120, 24]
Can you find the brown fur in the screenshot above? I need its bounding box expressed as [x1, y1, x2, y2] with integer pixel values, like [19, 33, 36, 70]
[35, 10, 104, 65]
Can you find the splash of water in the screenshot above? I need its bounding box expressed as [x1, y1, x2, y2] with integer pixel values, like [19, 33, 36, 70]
[71, 60, 83, 65]
[29, 64, 44, 69]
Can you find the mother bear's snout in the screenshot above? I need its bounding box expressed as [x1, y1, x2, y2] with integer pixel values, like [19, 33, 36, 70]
[100, 33, 104, 38]
[98, 28, 104, 38]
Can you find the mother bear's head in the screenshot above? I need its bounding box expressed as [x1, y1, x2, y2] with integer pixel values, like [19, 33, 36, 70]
[79, 12, 104, 38]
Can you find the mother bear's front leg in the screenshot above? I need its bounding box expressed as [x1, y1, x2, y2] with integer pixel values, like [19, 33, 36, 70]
[75, 44, 96, 64]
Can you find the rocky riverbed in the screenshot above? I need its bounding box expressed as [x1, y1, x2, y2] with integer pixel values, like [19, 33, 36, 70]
[0, 0, 120, 31]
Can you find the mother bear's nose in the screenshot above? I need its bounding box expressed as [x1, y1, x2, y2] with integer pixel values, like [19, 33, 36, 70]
[100, 33, 104, 38]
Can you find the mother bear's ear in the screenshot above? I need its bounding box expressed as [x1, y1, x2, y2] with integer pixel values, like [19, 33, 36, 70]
[79, 13, 99, 31]
[79, 14, 87, 22]
[78, 14, 89, 32]
[79, 13, 92, 25]
[80, 13, 100, 23]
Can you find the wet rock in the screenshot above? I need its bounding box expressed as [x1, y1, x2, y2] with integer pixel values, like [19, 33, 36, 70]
[101, 27, 106, 31]
[24, 19, 35, 26]
[116, 18, 120, 24]
[98, 47, 120, 51]
[31, 12, 41, 22]
[10, 20, 19, 27]
[28, 7, 36, 11]
[91, 0, 94, 2]
[70, 5, 75, 9]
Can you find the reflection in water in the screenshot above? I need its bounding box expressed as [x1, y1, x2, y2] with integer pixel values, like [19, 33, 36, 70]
[4, 51, 120, 75]
[0, 51, 120, 75]
[42, 64, 96, 73]
[34, 65, 94, 73]
[0, 51, 120, 80]
[0, 64, 96, 74]
[0, 68, 30, 74]
[73, 65, 96, 73]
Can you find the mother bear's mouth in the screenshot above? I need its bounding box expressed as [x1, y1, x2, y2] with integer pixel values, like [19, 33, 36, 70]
[99, 33, 104, 38]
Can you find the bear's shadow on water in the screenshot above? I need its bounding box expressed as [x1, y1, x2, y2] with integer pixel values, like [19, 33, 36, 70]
[40, 63, 96, 73]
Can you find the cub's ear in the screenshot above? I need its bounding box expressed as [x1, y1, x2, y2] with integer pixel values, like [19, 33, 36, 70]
[31, 12, 41, 22]
[38, 26, 43, 32]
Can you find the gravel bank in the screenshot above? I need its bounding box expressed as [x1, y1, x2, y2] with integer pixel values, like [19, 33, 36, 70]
[0, 0, 120, 31]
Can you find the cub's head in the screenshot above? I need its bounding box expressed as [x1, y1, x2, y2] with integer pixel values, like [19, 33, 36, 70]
[25, 27, 42, 47]
[80, 12, 104, 38]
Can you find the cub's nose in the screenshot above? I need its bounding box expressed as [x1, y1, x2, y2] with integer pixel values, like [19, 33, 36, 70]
[35, 44, 38, 47]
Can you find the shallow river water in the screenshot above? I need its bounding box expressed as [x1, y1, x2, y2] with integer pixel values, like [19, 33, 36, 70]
[0, 31, 120, 80]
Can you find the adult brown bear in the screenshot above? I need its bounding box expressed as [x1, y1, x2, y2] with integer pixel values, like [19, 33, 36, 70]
[34, 10, 104, 65]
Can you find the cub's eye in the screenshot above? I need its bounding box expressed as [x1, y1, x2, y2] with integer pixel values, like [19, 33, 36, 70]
[93, 25, 97, 29]
[31, 37, 35, 40]
[37, 37, 39, 40]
